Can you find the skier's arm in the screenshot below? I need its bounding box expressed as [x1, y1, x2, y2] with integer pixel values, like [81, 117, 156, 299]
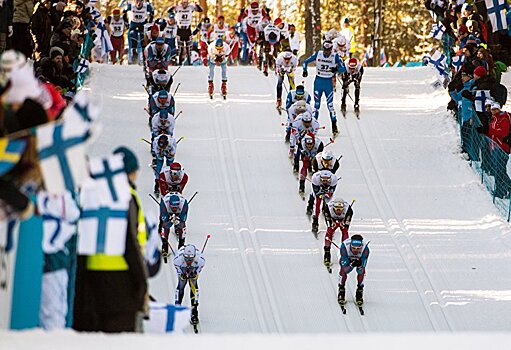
[335, 54, 347, 74]
[360, 246, 370, 268]
[194, 3, 204, 12]
[147, 4, 154, 23]
[340, 243, 350, 267]
[302, 52, 318, 71]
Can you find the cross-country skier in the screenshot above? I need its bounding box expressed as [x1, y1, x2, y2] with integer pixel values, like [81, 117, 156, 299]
[302, 40, 346, 136]
[323, 199, 353, 268]
[162, 13, 178, 60]
[259, 19, 280, 76]
[152, 134, 177, 195]
[312, 150, 340, 173]
[275, 50, 297, 111]
[125, 0, 154, 64]
[285, 84, 312, 110]
[210, 15, 229, 42]
[208, 38, 231, 99]
[107, 8, 129, 64]
[341, 57, 364, 114]
[151, 109, 175, 140]
[285, 99, 314, 143]
[173, 244, 205, 325]
[338, 234, 369, 309]
[240, 1, 266, 63]
[168, 0, 203, 65]
[148, 69, 173, 94]
[307, 170, 338, 234]
[146, 37, 172, 70]
[198, 17, 212, 65]
[159, 162, 189, 196]
[161, 192, 189, 251]
[297, 133, 324, 196]
[289, 111, 319, 160]
[149, 89, 175, 116]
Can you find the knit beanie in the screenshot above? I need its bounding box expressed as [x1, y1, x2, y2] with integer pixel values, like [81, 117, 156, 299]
[113, 147, 139, 174]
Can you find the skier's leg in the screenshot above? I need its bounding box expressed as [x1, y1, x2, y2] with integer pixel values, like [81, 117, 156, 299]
[313, 78, 321, 119]
[175, 278, 187, 305]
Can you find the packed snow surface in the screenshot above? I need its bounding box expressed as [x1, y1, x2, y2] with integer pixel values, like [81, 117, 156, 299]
[80, 64, 511, 334]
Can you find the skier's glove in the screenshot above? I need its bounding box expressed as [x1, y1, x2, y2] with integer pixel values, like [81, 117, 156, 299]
[350, 258, 362, 267]
[189, 272, 198, 280]
[179, 273, 188, 280]
[302, 70, 308, 78]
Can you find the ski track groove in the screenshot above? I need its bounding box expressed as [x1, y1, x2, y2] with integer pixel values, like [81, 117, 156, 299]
[210, 99, 270, 333]
[223, 100, 285, 333]
[341, 110, 452, 331]
[352, 113, 454, 331]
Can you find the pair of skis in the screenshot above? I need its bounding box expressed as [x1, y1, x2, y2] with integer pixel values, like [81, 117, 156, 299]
[341, 105, 360, 120]
[339, 300, 364, 315]
[209, 93, 226, 100]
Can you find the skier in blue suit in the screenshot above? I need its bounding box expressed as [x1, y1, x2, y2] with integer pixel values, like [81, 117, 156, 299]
[302, 40, 346, 136]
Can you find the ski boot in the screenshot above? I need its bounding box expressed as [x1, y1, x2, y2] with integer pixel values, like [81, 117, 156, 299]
[161, 237, 169, 262]
[285, 129, 290, 143]
[323, 246, 332, 272]
[306, 196, 313, 216]
[338, 285, 346, 306]
[178, 237, 186, 249]
[341, 102, 347, 117]
[293, 157, 299, 175]
[299, 179, 305, 196]
[312, 216, 319, 234]
[154, 180, 160, 196]
[263, 63, 268, 76]
[208, 80, 214, 98]
[221, 80, 227, 99]
[190, 304, 199, 325]
[331, 119, 339, 137]
[276, 97, 282, 114]
[355, 285, 364, 305]
[354, 103, 360, 118]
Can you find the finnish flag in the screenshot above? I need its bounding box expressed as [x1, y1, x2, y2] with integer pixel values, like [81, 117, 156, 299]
[37, 119, 89, 194]
[475, 90, 491, 112]
[64, 90, 101, 127]
[145, 210, 161, 262]
[485, 0, 509, 32]
[96, 21, 113, 57]
[74, 58, 89, 74]
[37, 191, 80, 254]
[430, 22, 446, 40]
[144, 302, 191, 333]
[77, 178, 129, 256]
[451, 54, 465, 73]
[424, 49, 447, 77]
[88, 154, 131, 205]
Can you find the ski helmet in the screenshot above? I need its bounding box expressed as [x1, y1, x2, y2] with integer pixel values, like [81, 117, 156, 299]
[112, 7, 121, 16]
[350, 234, 364, 249]
[268, 32, 278, 45]
[158, 135, 169, 148]
[301, 111, 313, 123]
[158, 109, 169, 121]
[183, 244, 197, 262]
[321, 151, 334, 167]
[333, 200, 345, 215]
[304, 133, 315, 149]
[337, 35, 347, 47]
[250, 1, 259, 9]
[319, 170, 332, 184]
[323, 40, 333, 51]
[347, 58, 358, 70]
[274, 17, 283, 27]
[169, 162, 182, 179]
[168, 194, 181, 211]
[157, 90, 169, 103]
[283, 51, 293, 60]
[215, 38, 224, 50]
[327, 29, 337, 41]
[295, 85, 305, 98]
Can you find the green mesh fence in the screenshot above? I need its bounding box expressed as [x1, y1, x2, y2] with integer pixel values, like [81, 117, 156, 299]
[456, 109, 511, 220]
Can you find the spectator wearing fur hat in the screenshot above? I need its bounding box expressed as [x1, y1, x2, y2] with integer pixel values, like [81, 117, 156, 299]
[37, 46, 72, 91]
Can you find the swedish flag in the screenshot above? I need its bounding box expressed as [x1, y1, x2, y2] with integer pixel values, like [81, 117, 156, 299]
[0, 138, 27, 176]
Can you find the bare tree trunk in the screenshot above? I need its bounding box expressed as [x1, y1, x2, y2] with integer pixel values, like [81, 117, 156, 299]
[199, 0, 208, 18]
[360, 0, 368, 47]
[312, 0, 321, 51]
[274, 0, 282, 18]
[304, 0, 313, 58]
[216, 0, 223, 17]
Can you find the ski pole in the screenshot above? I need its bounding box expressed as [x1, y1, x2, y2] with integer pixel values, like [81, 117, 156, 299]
[173, 82, 181, 95]
[141, 137, 151, 145]
[161, 234, 176, 256]
[149, 193, 159, 204]
[188, 191, 199, 204]
[177, 136, 185, 144]
[144, 107, 152, 116]
[324, 137, 335, 148]
[174, 110, 183, 120]
[172, 64, 183, 78]
[326, 236, 340, 249]
[142, 84, 150, 95]
[201, 234, 211, 253]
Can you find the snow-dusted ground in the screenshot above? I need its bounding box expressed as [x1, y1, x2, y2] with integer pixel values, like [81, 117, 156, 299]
[78, 64, 511, 335]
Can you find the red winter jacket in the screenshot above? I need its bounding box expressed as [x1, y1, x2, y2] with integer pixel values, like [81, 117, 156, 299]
[488, 111, 510, 153]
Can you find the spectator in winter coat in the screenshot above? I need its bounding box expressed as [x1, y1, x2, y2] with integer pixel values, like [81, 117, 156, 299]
[451, 71, 476, 158]
[30, 0, 52, 60]
[50, 18, 73, 49]
[487, 102, 511, 198]
[0, 0, 13, 54]
[50, 1, 66, 28]
[12, 0, 34, 58]
[37, 46, 72, 91]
